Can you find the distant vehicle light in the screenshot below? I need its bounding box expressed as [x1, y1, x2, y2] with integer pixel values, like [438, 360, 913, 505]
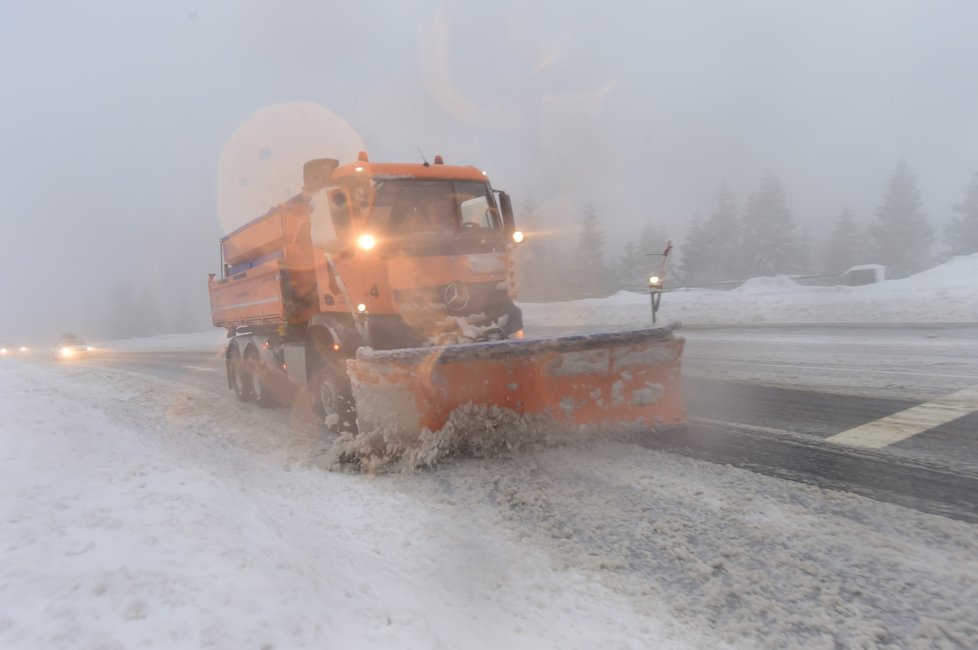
[0, 348, 7, 355]
[86, 346, 93, 351]
[512, 231, 524, 243]
[357, 233, 377, 250]
[354, 166, 364, 173]
[60, 346, 73, 357]
[19, 346, 27, 353]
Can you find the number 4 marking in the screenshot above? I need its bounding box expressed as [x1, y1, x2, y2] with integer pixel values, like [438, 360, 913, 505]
[369, 283, 380, 298]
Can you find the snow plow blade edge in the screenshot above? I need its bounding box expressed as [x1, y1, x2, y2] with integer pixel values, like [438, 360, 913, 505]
[347, 325, 686, 442]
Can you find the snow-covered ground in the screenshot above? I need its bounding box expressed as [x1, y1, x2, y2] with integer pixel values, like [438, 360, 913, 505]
[0, 361, 697, 649]
[4, 255, 977, 648]
[521, 253, 978, 331]
[3, 358, 977, 649]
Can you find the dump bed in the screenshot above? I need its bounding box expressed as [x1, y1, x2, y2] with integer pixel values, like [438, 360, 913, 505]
[209, 201, 319, 328]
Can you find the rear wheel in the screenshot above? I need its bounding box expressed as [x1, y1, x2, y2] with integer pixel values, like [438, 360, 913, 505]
[313, 362, 357, 434]
[246, 349, 276, 408]
[229, 348, 252, 402]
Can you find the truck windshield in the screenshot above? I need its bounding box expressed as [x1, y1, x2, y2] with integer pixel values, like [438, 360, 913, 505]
[370, 179, 499, 236]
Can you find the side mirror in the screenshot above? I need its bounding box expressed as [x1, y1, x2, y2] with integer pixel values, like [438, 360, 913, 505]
[499, 191, 515, 236]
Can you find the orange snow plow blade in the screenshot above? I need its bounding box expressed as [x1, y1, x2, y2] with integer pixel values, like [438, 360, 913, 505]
[336, 325, 685, 469]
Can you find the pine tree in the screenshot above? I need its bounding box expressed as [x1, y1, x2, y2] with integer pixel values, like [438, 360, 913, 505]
[945, 172, 978, 256]
[869, 161, 934, 278]
[613, 240, 645, 292]
[679, 187, 743, 285]
[571, 204, 610, 298]
[679, 216, 711, 285]
[820, 207, 864, 273]
[740, 175, 800, 277]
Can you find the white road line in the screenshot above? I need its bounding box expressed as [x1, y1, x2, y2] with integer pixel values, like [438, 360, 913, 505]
[183, 365, 218, 373]
[825, 385, 978, 449]
[690, 416, 796, 438]
[683, 358, 977, 381]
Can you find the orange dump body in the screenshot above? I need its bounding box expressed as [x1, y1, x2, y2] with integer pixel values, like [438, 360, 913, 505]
[347, 326, 685, 438]
[209, 202, 318, 328]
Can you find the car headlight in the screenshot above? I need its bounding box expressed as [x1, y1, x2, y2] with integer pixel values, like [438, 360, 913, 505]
[60, 347, 73, 357]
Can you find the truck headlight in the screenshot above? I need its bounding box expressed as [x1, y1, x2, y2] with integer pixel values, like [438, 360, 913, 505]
[357, 233, 376, 250]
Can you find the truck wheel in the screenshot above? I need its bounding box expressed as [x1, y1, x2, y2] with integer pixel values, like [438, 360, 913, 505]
[314, 365, 357, 434]
[230, 349, 252, 402]
[245, 349, 276, 408]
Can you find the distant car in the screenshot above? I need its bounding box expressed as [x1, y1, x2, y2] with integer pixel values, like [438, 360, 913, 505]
[54, 334, 92, 360]
[0, 345, 30, 357]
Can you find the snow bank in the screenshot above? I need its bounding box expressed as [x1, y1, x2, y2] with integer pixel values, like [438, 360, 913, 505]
[520, 254, 978, 329]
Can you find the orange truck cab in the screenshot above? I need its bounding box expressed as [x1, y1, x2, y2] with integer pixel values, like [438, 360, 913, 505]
[208, 153, 524, 426]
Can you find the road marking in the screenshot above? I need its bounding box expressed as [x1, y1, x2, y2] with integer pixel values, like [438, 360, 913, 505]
[825, 385, 978, 449]
[690, 416, 796, 438]
[683, 358, 977, 381]
[183, 365, 218, 373]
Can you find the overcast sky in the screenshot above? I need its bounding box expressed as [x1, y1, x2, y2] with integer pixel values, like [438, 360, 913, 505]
[1, 0, 976, 341]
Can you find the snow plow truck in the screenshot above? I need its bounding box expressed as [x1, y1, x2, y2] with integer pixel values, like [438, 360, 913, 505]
[208, 153, 685, 466]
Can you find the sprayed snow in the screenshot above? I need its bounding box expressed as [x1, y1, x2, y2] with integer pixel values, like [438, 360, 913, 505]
[326, 403, 565, 473]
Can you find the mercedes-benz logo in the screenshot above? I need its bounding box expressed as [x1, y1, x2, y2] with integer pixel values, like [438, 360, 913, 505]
[443, 282, 470, 312]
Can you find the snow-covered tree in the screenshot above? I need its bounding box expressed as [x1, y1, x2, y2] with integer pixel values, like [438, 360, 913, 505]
[868, 161, 934, 278]
[740, 175, 800, 277]
[571, 204, 611, 298]
[945, 172, 978, 256]
[820, 207, 864, 273]
[614, 239, 646, 292]
[680, 187, 742, 285]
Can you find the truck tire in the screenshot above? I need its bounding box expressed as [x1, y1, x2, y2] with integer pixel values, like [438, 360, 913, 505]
[245, 349, 276, 408]
[229, 348, 252, 402]
[314, 364, 357, 434]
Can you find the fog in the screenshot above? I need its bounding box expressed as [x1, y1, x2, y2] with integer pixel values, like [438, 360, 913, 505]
[1, 1, 976, 342]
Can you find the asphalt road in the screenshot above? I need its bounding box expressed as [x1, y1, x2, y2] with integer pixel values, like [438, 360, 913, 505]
[57, 324, 978, 522]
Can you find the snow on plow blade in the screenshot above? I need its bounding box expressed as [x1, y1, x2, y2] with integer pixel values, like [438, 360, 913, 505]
[334, 325, 685, 470]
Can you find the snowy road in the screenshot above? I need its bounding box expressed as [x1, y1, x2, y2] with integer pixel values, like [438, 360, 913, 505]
[69, 324, 978, 520]
[4, 324, 977, 648]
